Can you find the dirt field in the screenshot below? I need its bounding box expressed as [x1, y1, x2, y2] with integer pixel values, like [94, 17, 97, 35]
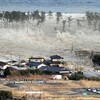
[0, 75, 100, 100]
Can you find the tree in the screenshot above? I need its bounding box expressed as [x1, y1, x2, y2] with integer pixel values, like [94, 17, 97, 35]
[98, 20, 100, 32]
[4, 67, 11, 77]
[56, 12, 62, 24]
[77, 19, 82, 29]
[86, 11, 93, 27]
[11, 11, 20, 21]
[62, 20, 66, 32]
[68, 16, 72, 27]
[48, 11, 52, 19]
[68, 72, 85, 80]
[0, 12, 3, 18]
[40, 11, 45, 23]
[33, 10, 40, 20]
[20, 12, 27, 21]
[4, 11, 11, 21]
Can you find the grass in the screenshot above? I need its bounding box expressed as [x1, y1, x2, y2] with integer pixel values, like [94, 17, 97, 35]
[0, 76, 100, 100]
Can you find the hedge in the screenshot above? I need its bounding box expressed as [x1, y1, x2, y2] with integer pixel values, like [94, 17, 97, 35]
[0, 90, 13, 100]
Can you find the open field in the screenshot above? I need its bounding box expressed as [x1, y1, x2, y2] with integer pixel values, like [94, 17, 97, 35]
[0, 75, 100, 100]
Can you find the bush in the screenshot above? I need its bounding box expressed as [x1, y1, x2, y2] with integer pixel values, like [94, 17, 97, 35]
[43, 71, 52, 75]
[20, 70, 30, 76]
[20, 69, 53, 75]
[0, 90, 13, 100]
[29, 69, 35, 74]
[4, 67, 11, 77]
[34, 69, 43, 75]
[68, 73, 85, 80]
[29, 69, 42, 75]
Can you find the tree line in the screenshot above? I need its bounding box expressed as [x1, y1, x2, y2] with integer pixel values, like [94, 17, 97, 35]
[0, 10, 62, 23]
[1, 11, 100, 32]
[86, 11, 100, 31]
[0, 10, 46, 22]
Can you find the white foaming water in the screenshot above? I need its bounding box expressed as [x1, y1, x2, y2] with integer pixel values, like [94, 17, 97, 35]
[0, 13, 100, 65]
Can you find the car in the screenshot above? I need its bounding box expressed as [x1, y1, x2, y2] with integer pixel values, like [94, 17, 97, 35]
[92, 89, 97, 93]
[96, 91, 100, 94]
[96, 88, 100, 91]
[87, 88, 91, 91]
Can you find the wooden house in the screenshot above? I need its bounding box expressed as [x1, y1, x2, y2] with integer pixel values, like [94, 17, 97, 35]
[27, 57, 45, 69]
[46, 55, 64, 67]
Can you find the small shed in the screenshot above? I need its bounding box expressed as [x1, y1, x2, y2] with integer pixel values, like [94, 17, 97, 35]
[51, 75, 62, 80]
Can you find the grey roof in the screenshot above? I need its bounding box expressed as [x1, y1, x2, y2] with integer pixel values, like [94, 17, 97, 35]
[26, 62, 42, 67]
[39, 66, 66, 73]
[50, 55, 63, 59]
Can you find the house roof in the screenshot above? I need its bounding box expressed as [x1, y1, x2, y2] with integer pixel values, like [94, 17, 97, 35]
[47, 67, 66, 73]
[0, 65, 19, 70]
[50, 55, 63, 59]
[37, 64, 47, 69]
[39, 66, 66, 73]
[0, 61, 7, 66]
[9, 66, 19, 70]
[8, 60, 17, 63]
[29, 57, 44, 60]
[26, 62, 42, 67]
[39, 66, 48, 71]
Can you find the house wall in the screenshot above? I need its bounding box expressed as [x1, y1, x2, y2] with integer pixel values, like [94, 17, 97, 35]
[50, 63, 63, 67]
[52, 59, 62, 62]
[51, 75, 62, 80]
[0, 70, 4, 76]
[29, 59, 44, 63]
